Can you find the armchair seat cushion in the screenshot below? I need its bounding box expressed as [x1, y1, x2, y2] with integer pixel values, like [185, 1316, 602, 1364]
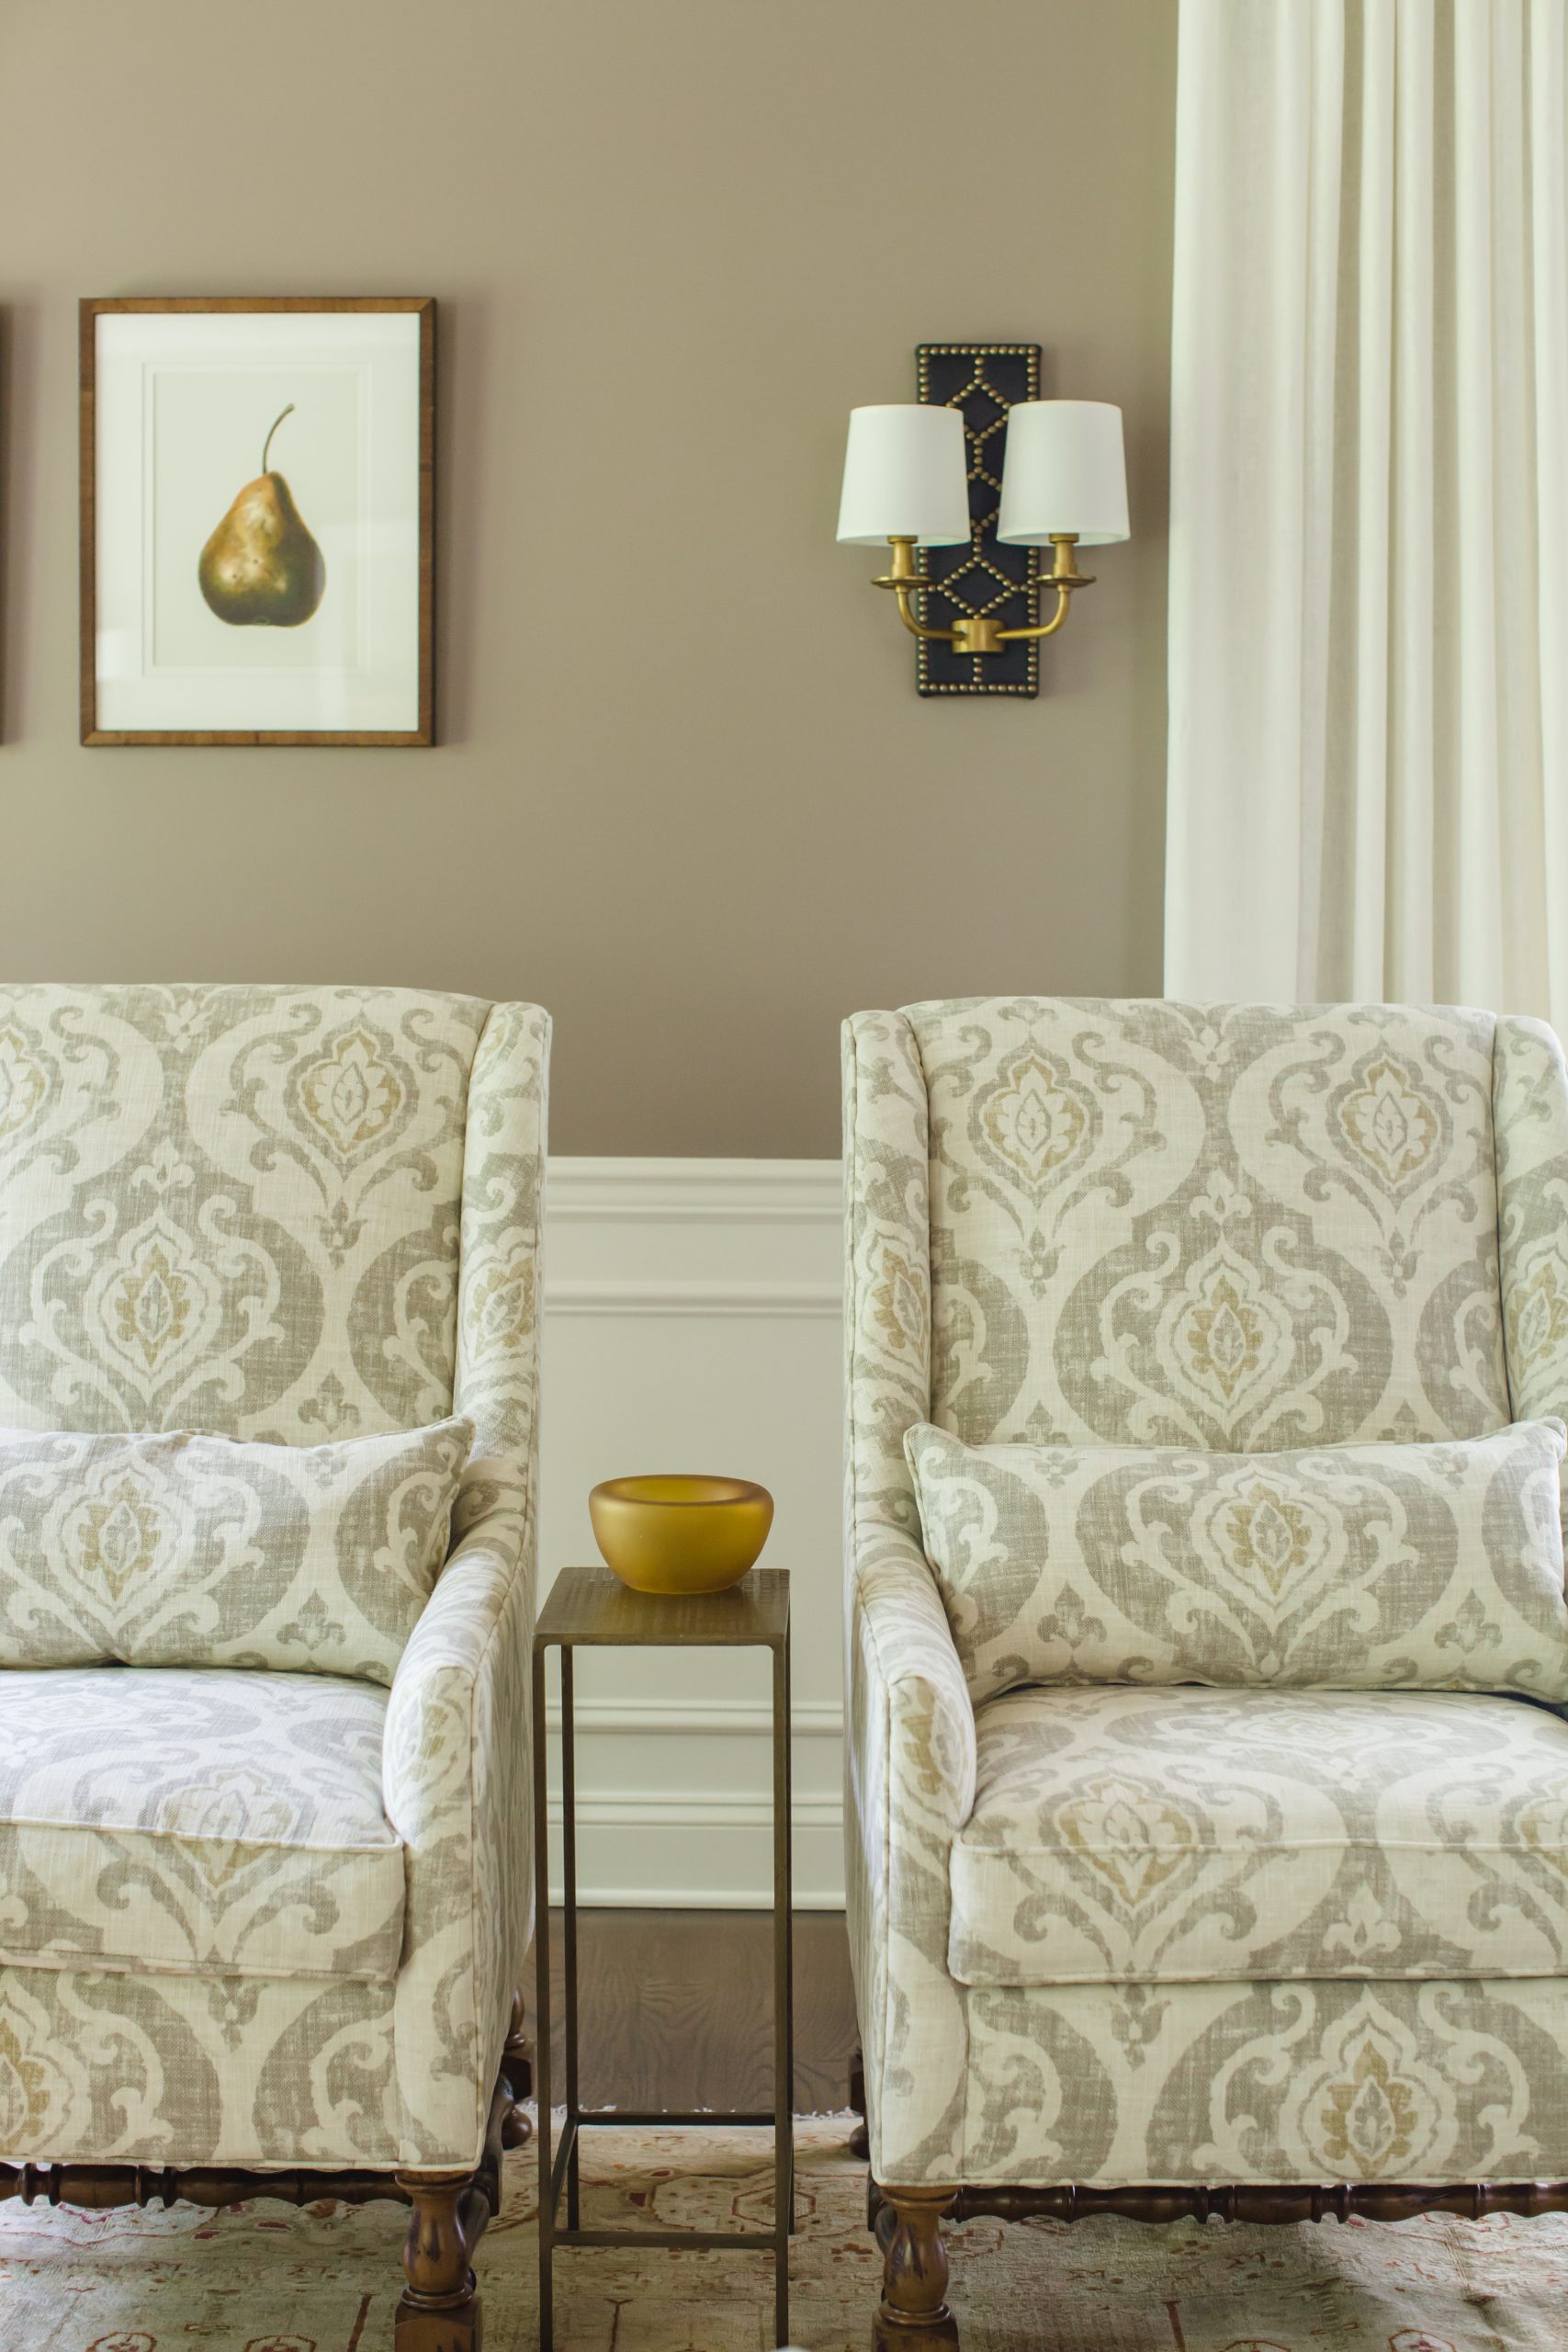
[0, 1668, 403, 1984]
[950, 1684, 1568, 1988]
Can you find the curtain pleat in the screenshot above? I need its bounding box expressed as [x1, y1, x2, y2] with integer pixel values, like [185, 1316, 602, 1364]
[1533, 3, 1568, 1023]
[1165, 0, 1568, 1031]
[1388, 0, 1436, 997]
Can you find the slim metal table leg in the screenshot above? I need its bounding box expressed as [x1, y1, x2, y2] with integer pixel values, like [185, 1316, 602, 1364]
[531, 1571, 795, 2345]
[532, 1642, 555, 2352]
[561, 1645, 581, 2233]
[772, 1623, 794, 2343]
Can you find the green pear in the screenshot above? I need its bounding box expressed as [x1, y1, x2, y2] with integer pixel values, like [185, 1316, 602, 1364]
[198, 404, 326, 627]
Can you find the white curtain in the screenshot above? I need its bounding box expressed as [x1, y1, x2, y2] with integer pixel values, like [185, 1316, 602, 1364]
[1165, 0, 1568, 1026]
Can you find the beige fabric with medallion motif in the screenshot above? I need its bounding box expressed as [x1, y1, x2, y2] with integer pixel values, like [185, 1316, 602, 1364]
[0, 1417, 471, 1682]
[950, 1684, 1568, 1988]
[0, 1667, 402, 1983]
[906, 1416, 1568, 1700]
[0, 985, 547, 2172]
[844, 998, 1568, 2190]
[907, 997, 1508, 1452]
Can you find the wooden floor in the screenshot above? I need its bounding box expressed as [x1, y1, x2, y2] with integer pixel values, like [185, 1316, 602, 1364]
[524, 1908, 858, 2114]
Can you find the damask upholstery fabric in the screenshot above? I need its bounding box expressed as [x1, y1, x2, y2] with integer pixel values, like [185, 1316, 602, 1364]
[0, 1417, 472, 1682]
[0, 984, 490, 1443]
[950, 1685, 1568, 1988]
[0, 1963, 402, 2170]
[0, 985, 549, 2174]
[906, 1418, 1568, 1700]
[842, 1012, 972, 2187]
[1495, 1016, 1568, 1447]
[419, 992, 550, 2168]
[843, 997, 1568, 2193]
[962, 1976, 1568, 2186]
[385, 1495, 535, 2167]
[905, 997, 1508, 1452]
[0, 1668, 402, 1984]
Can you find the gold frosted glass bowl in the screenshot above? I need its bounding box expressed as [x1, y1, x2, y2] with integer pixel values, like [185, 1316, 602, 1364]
[589, 1474, 774, 1596]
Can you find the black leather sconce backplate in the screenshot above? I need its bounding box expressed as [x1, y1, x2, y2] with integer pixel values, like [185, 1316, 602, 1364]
[916, 342, 1043, 698]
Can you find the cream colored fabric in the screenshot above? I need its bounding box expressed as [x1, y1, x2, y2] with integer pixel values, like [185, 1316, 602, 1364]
[0, 1417, 471, 1683]
[905, 997, 1507, 1451]
[907, 1418, 1568, 1700]
[844, 994, 1568, 2192]
[0, 1964, 399, 2168]
[842, 1012, 975, 2186]
[1165, 2, 1568, 1024]
[385, 1497, 534, 2167]
[0, 1668, 401, 1984]
[0, 985, 549, 2173]
[1496, 1017, 1568, 1447]
[0, 984, 489, 1442]
[951, 1685, 1568, 1989]
[963, 1975, 1568, 2186]
[435, 994, 550, 2161]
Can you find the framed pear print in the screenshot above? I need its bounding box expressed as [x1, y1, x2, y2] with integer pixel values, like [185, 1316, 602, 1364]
[81, 296, 434, 745]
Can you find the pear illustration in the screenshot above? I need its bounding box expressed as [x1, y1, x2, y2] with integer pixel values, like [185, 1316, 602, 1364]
[197, 403, 326, 627]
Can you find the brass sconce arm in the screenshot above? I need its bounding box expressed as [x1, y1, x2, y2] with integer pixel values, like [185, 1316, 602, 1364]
[994, 534, 1095, 640]
[871, 537, 958, 641]
[871, 533, 1094, 656]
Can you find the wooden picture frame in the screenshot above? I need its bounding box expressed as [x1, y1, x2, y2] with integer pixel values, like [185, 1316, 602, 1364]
[80, 295, 434, 746]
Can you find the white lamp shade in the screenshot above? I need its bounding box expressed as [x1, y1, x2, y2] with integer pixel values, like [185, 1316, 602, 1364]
[998, 401, 1129, 546]
[836, 404, 971, 546]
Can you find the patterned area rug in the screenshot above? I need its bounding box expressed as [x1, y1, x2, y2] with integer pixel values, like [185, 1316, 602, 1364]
[3, 2118, 1567, 2350]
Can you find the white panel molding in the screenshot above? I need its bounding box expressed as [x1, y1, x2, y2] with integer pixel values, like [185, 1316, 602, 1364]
[546, 1883, 845, 1912]
[547, 1792, 840, 1831]
[549, 1278, 840, 1320]
[540, 1155, 845, 1910]
[549, 1156, 840, 1226]
[546, 1698, 843, 1737]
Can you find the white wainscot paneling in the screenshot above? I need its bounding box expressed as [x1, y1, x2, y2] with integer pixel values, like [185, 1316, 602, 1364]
[539, 1159, 843, 1907]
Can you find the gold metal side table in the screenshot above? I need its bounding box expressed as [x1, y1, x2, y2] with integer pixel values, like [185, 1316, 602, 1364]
[531, 1565, 794, 2347]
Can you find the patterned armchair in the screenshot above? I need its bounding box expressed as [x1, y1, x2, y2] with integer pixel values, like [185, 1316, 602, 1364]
[0, 984, 548, 2350]
[844, 997, 1568, 2348]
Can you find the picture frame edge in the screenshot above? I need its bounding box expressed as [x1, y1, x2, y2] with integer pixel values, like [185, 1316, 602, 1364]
[78, 294, 437, 748]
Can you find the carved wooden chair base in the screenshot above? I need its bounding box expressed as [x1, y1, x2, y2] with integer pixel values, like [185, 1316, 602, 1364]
[865, 2171, 1568, 2350]
[1, 1996, 533, 2352]
[872, 2186, 959, 2352]
[395, 2169, 487, 2352]
[394, 1994, 531, 2348]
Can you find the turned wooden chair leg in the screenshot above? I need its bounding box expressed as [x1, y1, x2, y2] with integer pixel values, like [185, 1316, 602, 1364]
[396, 2172, 481, 2352]
[874, 2184, 960, 2352]
[502, 1988, 534, 2149]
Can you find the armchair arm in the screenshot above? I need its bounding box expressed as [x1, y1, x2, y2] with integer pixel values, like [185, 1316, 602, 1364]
[848, 1515, 976, 2184]
[382, 1487, 533, 2169]
[842, 1006, 976, 2181]
[852, 1524, 977, 1846]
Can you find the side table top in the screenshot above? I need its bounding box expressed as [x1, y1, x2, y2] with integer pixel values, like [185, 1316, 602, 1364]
[536, 1564, 790, 1648]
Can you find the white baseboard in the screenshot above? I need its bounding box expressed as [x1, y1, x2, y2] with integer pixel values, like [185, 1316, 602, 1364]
[540, 1157, 845, 1910]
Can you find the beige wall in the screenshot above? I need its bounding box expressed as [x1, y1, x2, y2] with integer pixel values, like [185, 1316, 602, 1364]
[0, 0, 1176, 1155]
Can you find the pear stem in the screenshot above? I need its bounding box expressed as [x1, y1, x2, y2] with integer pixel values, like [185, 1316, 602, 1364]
[260, 404, 295, 476]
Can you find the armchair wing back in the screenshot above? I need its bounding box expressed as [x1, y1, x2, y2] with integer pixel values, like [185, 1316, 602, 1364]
[0, 984, 548, 2188]
[0, 982, 540, 1453]
[845, 999, 1568, 2213]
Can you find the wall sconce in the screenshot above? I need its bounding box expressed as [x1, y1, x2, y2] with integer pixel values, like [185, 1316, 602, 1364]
[837, 380, 1129, 686]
